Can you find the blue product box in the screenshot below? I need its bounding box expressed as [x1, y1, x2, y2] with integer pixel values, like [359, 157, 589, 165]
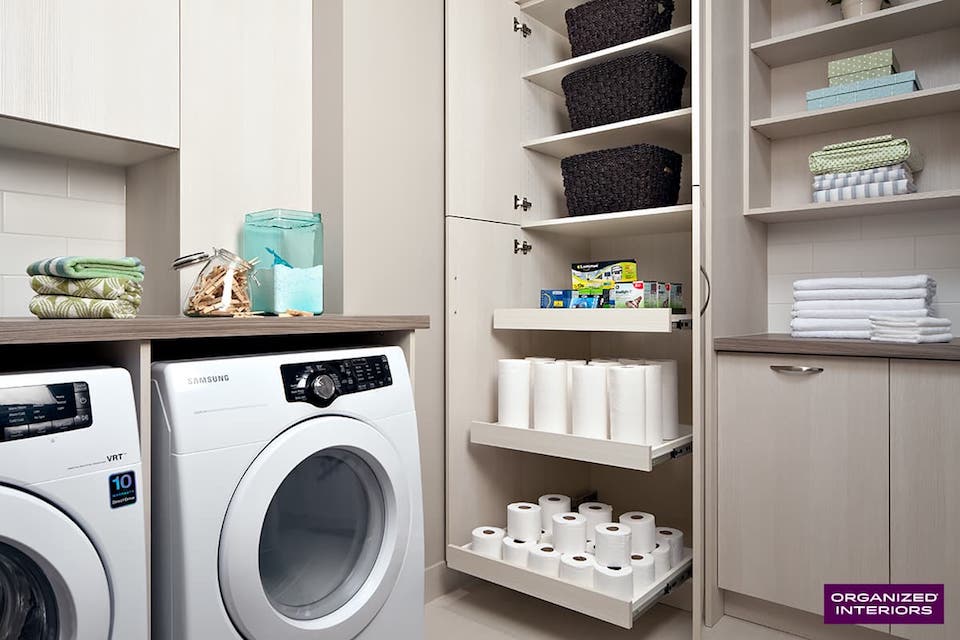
[541, 289, 575, 308]
[806, 71, 919, 111]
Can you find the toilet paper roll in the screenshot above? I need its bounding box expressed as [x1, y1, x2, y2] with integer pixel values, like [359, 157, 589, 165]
[497, 359, 531, 429]
[578, 502, 614, 541]
[507, 502, 541, 542]
[630, 553, 656, 592]
[586, 540, 596, 555]
[559, 553, 595, 587]
[528, 544, 561, 577]
[608, 366, 646, 444]
[594, 523, 632, 568]
[651, 542, 671, 578]
[502, 537, 535, 567]
[594, 564, 634, 599]
[533, 361, 568, 433]
[551, 512, 587, 555]
[656, 527, 684, 567]
[618, 359, 645, 365]
[539, 530, 552, 545]
[471, 526, 505, 559]
[525, 357, 556, 362]
[619, 511, 657, 554]
[538, 494, 571, 533]
[649, 359, 680, 440]
[643, 363, 663, 444]
[589, 359, 619, 365]
[570, 365, 608, 439]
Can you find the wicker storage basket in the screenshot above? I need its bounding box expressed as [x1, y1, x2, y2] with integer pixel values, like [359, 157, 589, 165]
[561, 144, 682, 216]
[565, 0, 675, 58]
[561, 52, 686, 131]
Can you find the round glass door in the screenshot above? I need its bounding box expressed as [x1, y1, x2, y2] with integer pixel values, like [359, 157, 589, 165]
[259, 449, 385, 620]
[0, 542, 59, 640]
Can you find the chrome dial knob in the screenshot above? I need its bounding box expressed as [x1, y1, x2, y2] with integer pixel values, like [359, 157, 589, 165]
[311, 374, 337, 401]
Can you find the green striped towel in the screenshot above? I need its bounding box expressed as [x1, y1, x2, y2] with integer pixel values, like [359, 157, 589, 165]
[26, 256, 145, 282]
[809, 135, 923, 175]
[30, 275, 142, 305]
[29, 295, 139, 319]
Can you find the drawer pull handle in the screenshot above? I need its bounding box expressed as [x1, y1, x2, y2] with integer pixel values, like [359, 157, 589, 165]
[770, 365, 824, 375]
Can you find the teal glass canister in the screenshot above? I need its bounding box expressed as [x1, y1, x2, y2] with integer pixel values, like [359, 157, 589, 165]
[242, 209, 323, 314]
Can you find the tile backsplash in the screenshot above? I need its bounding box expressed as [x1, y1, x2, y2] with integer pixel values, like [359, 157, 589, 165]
[768, 208, 960, 332]
[0, 148, 126, 316]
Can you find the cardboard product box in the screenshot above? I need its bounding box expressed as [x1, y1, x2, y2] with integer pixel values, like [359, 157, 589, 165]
[541, 289, 575, 308]
[611, 282, 645, 309]
[571, 260, 638, 290]
[827, 49, 898, 79]
[640, 281, 660, 308]
[669, 283, 685, 312]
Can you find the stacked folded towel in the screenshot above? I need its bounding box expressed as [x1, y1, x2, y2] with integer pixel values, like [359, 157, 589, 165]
[809, 135, 922, 204]
[870, 317, 954, 344]
[26, 257, 145, 319]
[791, 275, 940, 340]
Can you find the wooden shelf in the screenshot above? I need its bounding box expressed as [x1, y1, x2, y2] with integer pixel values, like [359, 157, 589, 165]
[493, 309, 691, 333]
[525, 108, 692, 158]
[715, 333, 960, 361]
[446, 542, 693, 629]
[522, 205, 692, 237]
[524, 26, 693, 95]
[745, 189, 960, 223]
[751, 84, 960, 140]
[751, 0, 960, 68]
[471, 421, 693, 471]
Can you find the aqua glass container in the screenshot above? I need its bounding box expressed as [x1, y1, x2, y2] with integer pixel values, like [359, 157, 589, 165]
[242, 209, 323, 314]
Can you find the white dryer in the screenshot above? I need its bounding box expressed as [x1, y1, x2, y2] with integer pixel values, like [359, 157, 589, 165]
[151, 346, 424, 640]
[0, 367, 148, 640]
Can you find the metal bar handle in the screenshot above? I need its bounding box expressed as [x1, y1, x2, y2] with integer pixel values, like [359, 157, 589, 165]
[770, 365, 824, 375]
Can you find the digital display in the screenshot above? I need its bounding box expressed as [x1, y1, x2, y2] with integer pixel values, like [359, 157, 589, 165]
[109, 471, 137, 509]
[0, 382, 92, 443]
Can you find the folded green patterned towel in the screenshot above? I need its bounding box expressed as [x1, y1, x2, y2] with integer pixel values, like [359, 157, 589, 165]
[809, 135, 923, 175]
[30, 275, 142, 305]
[29, 295, 139, 319]
[26, 256, 145, 282]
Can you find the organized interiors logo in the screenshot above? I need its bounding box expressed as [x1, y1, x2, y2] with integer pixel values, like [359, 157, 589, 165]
[824, 584, 944, 625]
[186, 374, 230, 385]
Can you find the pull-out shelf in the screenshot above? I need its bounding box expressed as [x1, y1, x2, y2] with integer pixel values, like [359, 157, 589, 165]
[493, 309, 692, 333]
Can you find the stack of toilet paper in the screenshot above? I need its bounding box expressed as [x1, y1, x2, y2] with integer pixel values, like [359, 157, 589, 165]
[497, 357, 682, 445]
[469, 493, 686, 600]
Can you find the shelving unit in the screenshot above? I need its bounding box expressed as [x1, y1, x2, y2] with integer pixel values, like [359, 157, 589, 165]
[746, 188, 960, 223]
[524, 108, 693, 158]
[493, 308, 691, 333]
[522, 205, 693, 237]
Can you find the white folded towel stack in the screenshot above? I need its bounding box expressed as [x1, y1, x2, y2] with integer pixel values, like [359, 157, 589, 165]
[869, 316, 954, 344]
[791, 275, 943, 340]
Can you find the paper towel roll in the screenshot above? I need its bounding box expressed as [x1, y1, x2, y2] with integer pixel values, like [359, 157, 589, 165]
[538, 494, 571, 533]
[630, 553, 656, 592]
[551, 512, 587, 554]
[526, 358, 555, 425]
[507, 502, 541, 542]
[525, 357, 556, 362]
[528, 544, 561, 577]
[649, 359, 680, 440]
[579, 502, 614, 541]
[643, 363, 663, 444]
[619, 511, 657, 554]
[651, 542, 671, 578]
[608, 366, 646, 444]
[560, 553, 595, 587]
[497, 359, 531, 428]
[657, 527, 684, 567]
[502, 537, 535, 567]
[558, 359, 586, 430]
[539, 530, 552, 545]
[594, 564, 634, 599]
[571, 365, 608, 439]
[471, 526, 505, 559]
[533, 361, 568, 433]
[586, 540, 596, 555]
[618, 359, 645, 365]
[594, 523, 632, 568]
[589, 359, 619, 365]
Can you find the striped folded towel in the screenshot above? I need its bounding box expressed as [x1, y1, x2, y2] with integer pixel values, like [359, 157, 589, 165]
[27, 256, 145, 282]
[812, 163, 912, 190]
[30, 275, 142, 305]
[29, 295, 139, 319]
[812, 179, 915, 203]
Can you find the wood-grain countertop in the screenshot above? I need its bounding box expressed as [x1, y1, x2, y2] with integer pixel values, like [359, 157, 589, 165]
[0, 315, 430, 345]
[715, 333, 960, 361]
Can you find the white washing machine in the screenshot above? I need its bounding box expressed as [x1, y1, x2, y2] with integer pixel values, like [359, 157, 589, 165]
[0, 367, 148, 640]
[151, 346, 424, 640]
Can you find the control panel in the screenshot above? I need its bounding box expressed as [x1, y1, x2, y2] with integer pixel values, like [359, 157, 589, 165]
[281, 356, 393, 408]
[0, 382, 93, 443]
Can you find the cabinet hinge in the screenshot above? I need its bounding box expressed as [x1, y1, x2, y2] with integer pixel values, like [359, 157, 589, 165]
[514, 195, 532, 211]
[513, 17, 532, 38]
[514, 239, 533, 255]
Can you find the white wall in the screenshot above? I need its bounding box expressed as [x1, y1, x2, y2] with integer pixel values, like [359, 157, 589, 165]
[768, 210, 960, 331]
[0, 148, 126, 316]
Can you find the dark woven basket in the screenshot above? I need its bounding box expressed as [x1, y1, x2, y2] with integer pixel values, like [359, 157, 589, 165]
[566, 0, 675, 57]
[561, 144, 682, 216]
[561, 52, 686, 130]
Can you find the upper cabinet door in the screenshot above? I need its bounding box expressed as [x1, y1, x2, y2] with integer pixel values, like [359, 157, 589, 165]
[446, 0, 523, 224]
[0, 0, 179, 147]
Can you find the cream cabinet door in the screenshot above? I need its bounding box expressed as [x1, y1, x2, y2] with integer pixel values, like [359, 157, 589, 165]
[0, 0, 178, 147]
[717, 353, 889, 617]
[891, 360, 960, 640]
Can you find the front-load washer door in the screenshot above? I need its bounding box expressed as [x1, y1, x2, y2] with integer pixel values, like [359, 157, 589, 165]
[0, 486, 111, 640]
[219, 416, 410, 640]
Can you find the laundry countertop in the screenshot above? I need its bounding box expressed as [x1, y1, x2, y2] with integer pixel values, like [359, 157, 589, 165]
[715, 333, 960, 361]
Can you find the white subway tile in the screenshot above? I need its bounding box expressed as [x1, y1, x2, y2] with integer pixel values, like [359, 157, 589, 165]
[0, 149, 67, 197]
[932, 303, 960, 331]
[768, 243, 813, 275]
[768, 274, 799, 304]
[67, 161, 126, 204]
[3, 193, 124, 241]
[916, 235, 960, 269]
[767, 217, 861, 245]
[861, 210, 960, 240]
[1, 276, 33, 317]
[768, 304, 792, 333]
[813, 237, 915, 273]
[66, 238, 127, 258]
[0, 233, 68, 275]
